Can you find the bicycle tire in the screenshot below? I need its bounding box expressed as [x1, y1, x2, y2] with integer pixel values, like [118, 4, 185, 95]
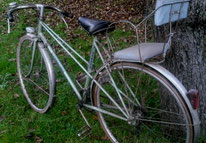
[17, 35, 55, 113]
[93, 61, 194, 143]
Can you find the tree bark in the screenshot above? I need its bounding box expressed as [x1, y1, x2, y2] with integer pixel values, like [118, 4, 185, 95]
[165, 23, 206, 136]
[162, 0, 206, 137]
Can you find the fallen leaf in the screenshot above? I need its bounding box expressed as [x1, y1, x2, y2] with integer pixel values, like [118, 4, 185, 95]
[56, 79, 61, 83]
[35, 136, 43, 143]
[86, 51, 91, 56]
[62, 111, 67, 116]
[14, 93, 20, 98]
[0, 130, 6, 135]
[101, 134, 110, 141]
[8, 49, 14, 54]
[0, 115, 6, 122]
[8, 58, 16, 62]
[8, 86, 12, 91]
[29, 128, 35, 132]
[26, 128, 35, 139]
[92, 115, 98, 120]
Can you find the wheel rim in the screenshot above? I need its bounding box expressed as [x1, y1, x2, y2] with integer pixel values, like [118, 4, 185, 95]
[94, 62, 193, 143]
[17, 38, 51, 112]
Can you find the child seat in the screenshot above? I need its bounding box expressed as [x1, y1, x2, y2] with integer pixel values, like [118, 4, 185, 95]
[113, 0, 190, 62]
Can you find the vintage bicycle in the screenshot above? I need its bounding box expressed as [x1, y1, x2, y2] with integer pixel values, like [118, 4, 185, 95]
[7, 0, 200, 142]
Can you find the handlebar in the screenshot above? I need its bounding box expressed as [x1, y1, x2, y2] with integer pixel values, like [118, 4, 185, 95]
[8, 3, 73, 22]
[45, 5, 73, 18]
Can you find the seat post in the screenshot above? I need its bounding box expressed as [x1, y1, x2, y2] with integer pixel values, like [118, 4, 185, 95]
[83, 37, 97, 94]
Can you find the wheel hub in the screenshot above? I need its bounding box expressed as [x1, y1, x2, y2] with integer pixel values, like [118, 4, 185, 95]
[128, 111, 142, 126]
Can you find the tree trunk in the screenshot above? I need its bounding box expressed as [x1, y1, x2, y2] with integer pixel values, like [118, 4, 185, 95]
[162, 0, 206, 137]
[164, 23, 206, 136]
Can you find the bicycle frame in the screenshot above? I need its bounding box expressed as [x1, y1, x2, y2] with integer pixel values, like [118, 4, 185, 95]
[31, 5, 132, 121]
[36, 19, 201, 141]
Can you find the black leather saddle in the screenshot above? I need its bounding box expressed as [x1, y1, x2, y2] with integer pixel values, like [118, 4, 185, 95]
[78, 16, 115, 35]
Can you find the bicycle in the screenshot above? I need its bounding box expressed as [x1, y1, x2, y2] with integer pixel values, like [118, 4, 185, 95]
[7, 0, 200, 142]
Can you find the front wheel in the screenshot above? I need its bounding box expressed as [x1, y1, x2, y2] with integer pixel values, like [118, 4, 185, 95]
[17, 35, 55, 113]
[93, 62, 194, 143]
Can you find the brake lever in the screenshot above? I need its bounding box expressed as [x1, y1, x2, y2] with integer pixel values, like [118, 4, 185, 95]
[7, 19, 11, 34]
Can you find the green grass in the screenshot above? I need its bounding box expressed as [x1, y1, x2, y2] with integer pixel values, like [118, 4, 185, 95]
[0, 1, 137, 142]
[1, 1, 205, 143]
[0, 1, 107, 143]
[0, 6, 152, 142]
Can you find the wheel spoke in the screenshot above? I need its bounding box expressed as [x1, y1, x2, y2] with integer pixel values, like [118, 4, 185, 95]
[137, 117, 191, 126]
[23, 77, 50, 96]
[117, 70, 141, 106]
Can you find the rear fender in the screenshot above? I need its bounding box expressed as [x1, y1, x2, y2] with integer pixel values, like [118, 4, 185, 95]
[146, 63, 200, 143]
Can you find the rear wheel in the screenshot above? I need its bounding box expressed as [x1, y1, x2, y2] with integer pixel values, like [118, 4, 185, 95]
[93, 62, 194, 143]
[17, 35, 55, 113]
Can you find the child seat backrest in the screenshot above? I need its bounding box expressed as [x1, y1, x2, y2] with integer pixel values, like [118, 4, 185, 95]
[154, 0, 190, 26]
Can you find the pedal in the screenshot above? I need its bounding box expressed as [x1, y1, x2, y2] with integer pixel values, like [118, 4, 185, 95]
[77, 125, 91, 140]
[77, 108, 92, 140]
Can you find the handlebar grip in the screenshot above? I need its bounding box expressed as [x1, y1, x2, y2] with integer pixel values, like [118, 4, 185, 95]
[8, 11, 14, 22]
[45, 6, 73, 19]
[61, 11, 73, 18]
